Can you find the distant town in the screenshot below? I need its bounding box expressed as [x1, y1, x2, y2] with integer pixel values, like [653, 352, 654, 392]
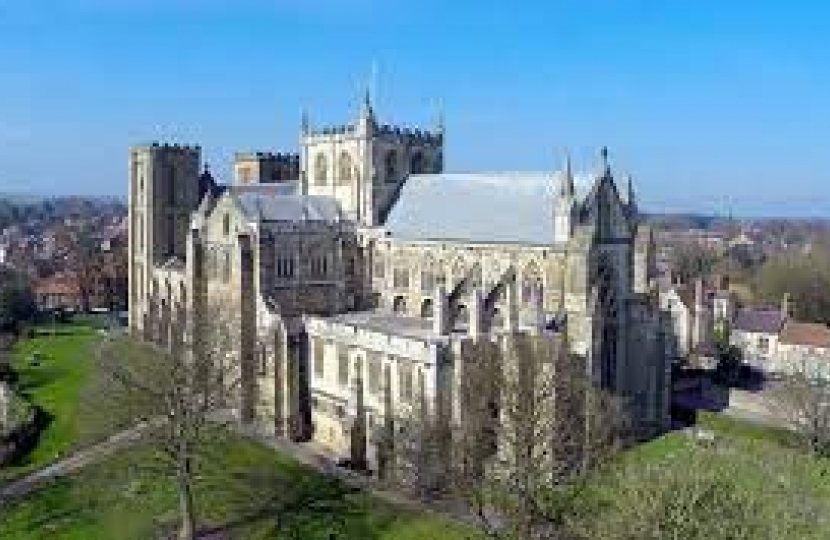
[0, 196, 127, 315]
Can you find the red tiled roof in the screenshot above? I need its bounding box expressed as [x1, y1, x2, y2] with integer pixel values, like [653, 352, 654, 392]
[780, 321, 830, 348]
[34, 274, 81, 296]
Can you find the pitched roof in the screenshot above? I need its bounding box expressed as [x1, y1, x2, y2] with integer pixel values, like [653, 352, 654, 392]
[34, 273, 81, 296]
[384, 172, 593, 244]
[780, 321, 830, 348]
[733, 308, 785, 334]
[231, 182, 299, 197]
[229, 183, 345, 223]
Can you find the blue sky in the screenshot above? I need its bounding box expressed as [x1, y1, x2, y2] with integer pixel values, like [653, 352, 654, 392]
[0, 0, 827, 217]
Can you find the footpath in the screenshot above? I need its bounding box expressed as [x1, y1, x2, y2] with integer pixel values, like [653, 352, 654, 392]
[1, 415, 474, 527]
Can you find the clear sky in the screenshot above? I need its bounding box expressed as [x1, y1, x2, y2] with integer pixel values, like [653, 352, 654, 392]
[0, 0, 827, 217]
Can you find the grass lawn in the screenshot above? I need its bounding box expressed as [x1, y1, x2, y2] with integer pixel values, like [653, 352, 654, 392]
[7, 410, 826, 540]
[1, 325, 475, 539]
[1, 324, 100, 481]
[5, 323, 828, 539]
[566, 411, 830, 539]
[0, 436, 477, 540]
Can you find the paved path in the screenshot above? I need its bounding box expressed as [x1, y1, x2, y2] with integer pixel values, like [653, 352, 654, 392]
[674, 376, 796, 430]
[0, 423, 149, 505]
[1, 334, 117, 506]
[1, 414, 474, 527]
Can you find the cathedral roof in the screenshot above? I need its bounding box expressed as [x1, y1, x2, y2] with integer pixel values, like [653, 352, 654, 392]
[384, 172, 591, 244]
[230, 183, 345, 223]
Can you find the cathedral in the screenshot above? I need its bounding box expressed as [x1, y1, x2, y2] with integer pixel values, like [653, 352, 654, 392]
[127, 95, 670, 472]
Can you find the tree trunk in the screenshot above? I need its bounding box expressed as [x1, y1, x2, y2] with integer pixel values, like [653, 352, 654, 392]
[177, 459, 196, 540]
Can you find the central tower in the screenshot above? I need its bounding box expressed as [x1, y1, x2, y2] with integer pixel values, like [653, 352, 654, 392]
[299, 93, 444, 226]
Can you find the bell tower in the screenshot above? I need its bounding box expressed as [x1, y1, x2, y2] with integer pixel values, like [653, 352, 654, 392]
[300, 93, 444, 226]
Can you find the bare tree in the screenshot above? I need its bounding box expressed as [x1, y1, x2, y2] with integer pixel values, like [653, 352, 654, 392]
[753, 247, 830, 325]
[769, 359, 830, 457]
[82, 298, 247, 539]
[65, 223, 100, 312]
[669, 243, 719, 285]
[393, 333, 628, 539]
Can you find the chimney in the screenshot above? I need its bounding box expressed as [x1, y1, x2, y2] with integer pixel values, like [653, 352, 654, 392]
[781, 293, 792, 319]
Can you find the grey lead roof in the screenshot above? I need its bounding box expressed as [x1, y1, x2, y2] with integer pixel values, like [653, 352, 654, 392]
[326, 310, 436, 341]
[733, 308, 786, 334]
[230, 183, 345, 223]
[383, 172, 593, 244]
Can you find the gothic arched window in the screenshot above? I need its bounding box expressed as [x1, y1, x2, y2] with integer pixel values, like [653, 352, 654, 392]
[368, 353, 382, 394]
[595, 256, 618, 391]
[385, 150, 397, 183]
[222, 251, 231, 283]
[166, 163, 176, 206]
[337, 151, 353, 185]
[258, 343, 268, 376]
[410, 151, 425, 175]
[398, 362, 413, 403]
[421, 258, 436, 293]
[452, 259, 466, 287]
[392, 295, 407, 315]
[420, 298, 434, 319]
[314, 153, 328, 185]
[338, 347, 350, 387]
[521, 262, 543, 305]
[179, 282, 187, 311]
[469, 262, 482, 290]
[393, 267, 410, 289]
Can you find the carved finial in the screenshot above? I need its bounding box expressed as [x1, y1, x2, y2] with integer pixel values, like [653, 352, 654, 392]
[599, 146, 611, 177]
[626, 173, 636, 205]
[558, 150, 574, 197]
[358, 87, 376, 130]
[300, 107, 310, 135]
[564, 150, 572, 178]
[435, 99, 445, 136]
[362, 88, 374, 116]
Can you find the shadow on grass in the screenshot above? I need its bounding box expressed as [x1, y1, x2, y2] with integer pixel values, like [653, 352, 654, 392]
[203, 465, 396, 540]
[2, 407, 52, 469]
[3, 477, 90, 531]
[14, 366, 66, 395]
[30, 328, 84, 337]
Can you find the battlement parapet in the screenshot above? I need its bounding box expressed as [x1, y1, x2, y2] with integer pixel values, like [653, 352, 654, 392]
[303, 122, 442, 144]
[131, 142, 201, 155]
[377, 124, 442, 144]
[235, 151, 300, 163]
[307, 124, 356, 137]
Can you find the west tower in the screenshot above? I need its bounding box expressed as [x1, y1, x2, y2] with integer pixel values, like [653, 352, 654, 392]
[128, 143, 205, 332]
